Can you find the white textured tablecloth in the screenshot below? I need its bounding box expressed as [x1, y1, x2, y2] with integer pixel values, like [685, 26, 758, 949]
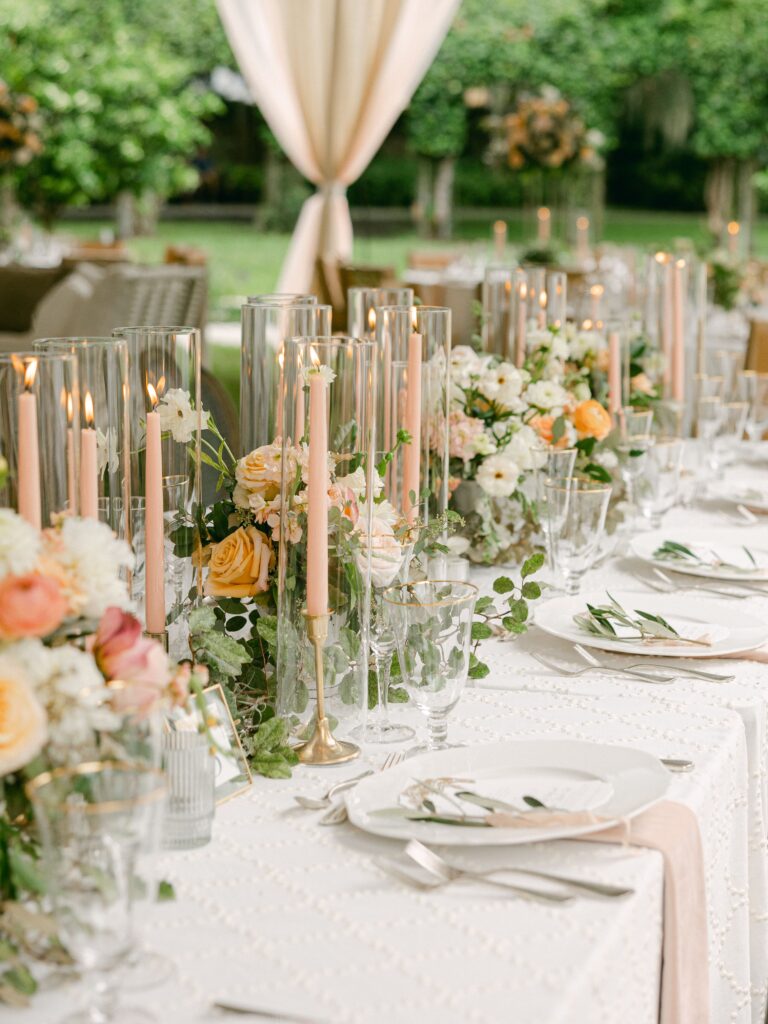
[19, 688, 748, 1024]
[476, 447, 768, 1023]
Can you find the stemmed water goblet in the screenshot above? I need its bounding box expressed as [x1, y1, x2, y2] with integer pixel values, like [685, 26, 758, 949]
[532, 445, 577, 586]
[26, 762, 167, 1024]
[383, 580, 478, 754]
[633, 437, 684, 527]
[543, 477, 612, 594]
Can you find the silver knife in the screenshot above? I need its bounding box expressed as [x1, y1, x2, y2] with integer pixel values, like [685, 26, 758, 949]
[213, 1001, 326, 1023]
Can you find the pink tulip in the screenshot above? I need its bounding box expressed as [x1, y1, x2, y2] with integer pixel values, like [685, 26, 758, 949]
[91, 607, 170, 716]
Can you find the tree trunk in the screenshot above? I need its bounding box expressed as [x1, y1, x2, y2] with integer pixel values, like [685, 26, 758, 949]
[0, 178, 16, 247]
[115, 190, 136, 239]
[256, 147, 283, 228]
[413, 157, 433, 238]
[704, 159, 735, 243]
[737, 158, 756, 258]
[136, 191, 161, 236]
[433, 156, 455, 240]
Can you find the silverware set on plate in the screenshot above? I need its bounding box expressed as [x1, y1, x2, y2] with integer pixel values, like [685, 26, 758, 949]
[640, 566, 768, 600]
[293, 751, 407, 824]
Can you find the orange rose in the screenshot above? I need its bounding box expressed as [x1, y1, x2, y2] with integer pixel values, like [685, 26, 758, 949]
[0, 670, 47, 775]
[530, 415, 571, 449]
[571, 399, 612, 441]
[0, 573, 67, 639]
[204, 526, 273, 599]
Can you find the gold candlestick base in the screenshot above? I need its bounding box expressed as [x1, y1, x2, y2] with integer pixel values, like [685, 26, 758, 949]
[296, 611, 360, 766]
[144, 629, 169, 653]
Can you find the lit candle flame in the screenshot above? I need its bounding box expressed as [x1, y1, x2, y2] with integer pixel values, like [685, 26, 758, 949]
[410, 306, 418, 331]
[727, 221, 740, 236]
[147, 382, 159, 409]
[156, 375, 166, 396]
[538, 289, 547, 309]
[576, 216, 589, 230]
[66, 393, 74, 424]
[504, 279, 512, 295]
[278, 349, 285, 370]
[654, 251, 668, 264]
[676, 257, 686, 269]
[310, 346, 320, 368]
[21, 358, 37, 390]
[590, 284, 604, 298]
[519, 282, 528, 300]
[537, 207, 550, 221]
[84, 391, 95, 426]
[368, 308, 377, 332]
[582, 318, 594, 330]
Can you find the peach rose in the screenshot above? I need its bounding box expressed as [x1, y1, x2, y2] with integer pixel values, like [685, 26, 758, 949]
[595, 348, 611, 373]
[204, 526, 272, 598]
[233, 444, 284, 509]
[0, 670, 47, 775]
[571, 399, 612, 441]
[530, 414, 555, 445]
[631, 372, 654, 396]
[0, 573, 67, 640]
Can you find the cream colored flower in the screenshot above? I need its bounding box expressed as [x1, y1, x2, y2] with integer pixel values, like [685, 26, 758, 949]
[0, 668, 47, 776]
[204, 526, 273, 598]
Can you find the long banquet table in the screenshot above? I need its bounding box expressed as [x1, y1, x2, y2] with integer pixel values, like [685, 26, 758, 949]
[18, 446, 768, 1024]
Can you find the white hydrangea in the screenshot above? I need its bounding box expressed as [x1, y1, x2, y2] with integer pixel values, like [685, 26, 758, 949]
[524, 379, 570, 413]
[56, 517, 134, 618]
[157, 389, 210, 444]
[476, 453, 521, 498]
[0, 509, 40, 579]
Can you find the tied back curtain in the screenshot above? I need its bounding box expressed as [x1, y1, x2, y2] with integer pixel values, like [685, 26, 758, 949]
[216, 0, 460, 292]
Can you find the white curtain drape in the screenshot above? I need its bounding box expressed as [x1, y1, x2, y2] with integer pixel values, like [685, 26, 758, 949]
[216, 0, 460, 291]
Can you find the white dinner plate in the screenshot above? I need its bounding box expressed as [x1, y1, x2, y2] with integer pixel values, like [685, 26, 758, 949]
[346, 739, 669, 846]
[534, 589, 768, 658]
[631, 530, 768, 581]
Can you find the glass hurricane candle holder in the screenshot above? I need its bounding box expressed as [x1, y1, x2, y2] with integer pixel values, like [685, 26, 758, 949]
[524, 267, 548, 330]
[34, 338, 130, 540]
[240, 300, 331, 453]
[376, 305, 451, 526]
[276, 336, 377, 743]
[0, 351, 78, 527]
[347, 287, 414, 340]
[546, 270, 567, 329]
[112, 326, 203, 647]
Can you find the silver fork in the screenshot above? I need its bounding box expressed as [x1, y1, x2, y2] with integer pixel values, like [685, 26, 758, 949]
[404, 839, 633, 900]
[531, 652, 676, 684]
[378, 858, 573, 905]
[574, 642, 735, 683]
[319, 750, 408, 825]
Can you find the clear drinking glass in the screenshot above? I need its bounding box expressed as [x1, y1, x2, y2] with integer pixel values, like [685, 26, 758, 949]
[426, 553, 470, 582]
[544, 477, 612, 594]
[616, 406, 654, 516]
[715, 400, 748, 465]
[161, 732, 215, 851]
[25, 763, 166, 1024]
[745, 373, 768, 441]
[533, 446, 577, 581]
[634, 438, 684, 527]
[383, 580, 478, 753]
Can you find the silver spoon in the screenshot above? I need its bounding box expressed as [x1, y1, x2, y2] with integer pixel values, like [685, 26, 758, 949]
[294, 770, 373, 810]
[378, 857, 573, 905]
[404, 840, 633, 899]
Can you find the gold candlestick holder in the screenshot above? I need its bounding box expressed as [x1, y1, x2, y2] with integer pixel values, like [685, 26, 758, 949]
[144, 629, 169, 653]
[296, 611, 360, 766]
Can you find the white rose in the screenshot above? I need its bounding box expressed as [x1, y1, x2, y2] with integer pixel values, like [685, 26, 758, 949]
[476, 453, 521, 498]
[356, 509, 404, 588]
[524, 380, 569, 412]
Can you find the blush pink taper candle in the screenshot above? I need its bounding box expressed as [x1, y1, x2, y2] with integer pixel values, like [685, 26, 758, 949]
[515, 284, 527, 368]
[17, 360, 41, 530]
[79, 391, 98, 520]
[608, 331, 622, 416]
[145, 384, 165, 634]
[403, 332, 422, 523]
[306, 364, 329, 617]
[672, 259, 686, 404]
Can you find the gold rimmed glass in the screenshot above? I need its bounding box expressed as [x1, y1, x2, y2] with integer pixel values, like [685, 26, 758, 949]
[26, 762, 166, 1024]
[544, 477, 612, 594]
[382, 580, 477, 753]
[617, 406, 654, 520]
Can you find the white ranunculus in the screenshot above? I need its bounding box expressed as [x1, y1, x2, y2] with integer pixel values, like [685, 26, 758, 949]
[157, 389, 210, 444]
[0, 509, 41, 579]
[524, 379, 569, 412]
[476, 453, 521, 498]
[549, 335, 569, 361]
[502, 424, 540, 472]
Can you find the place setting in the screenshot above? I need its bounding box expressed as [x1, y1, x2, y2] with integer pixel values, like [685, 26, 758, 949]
[3, 3, 768, 1022]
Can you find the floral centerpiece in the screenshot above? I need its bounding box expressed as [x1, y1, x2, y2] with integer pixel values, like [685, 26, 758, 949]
[0, 508, 204, 1005]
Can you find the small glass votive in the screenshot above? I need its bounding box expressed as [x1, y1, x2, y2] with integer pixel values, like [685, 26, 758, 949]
[161, 732, 215, 851]
[427, 553, 471, 583]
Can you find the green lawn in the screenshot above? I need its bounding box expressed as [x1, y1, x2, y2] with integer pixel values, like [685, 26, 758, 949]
[65, 208, 768, 321]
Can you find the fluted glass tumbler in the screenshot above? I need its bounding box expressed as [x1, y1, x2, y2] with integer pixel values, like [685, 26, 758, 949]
[161, 732, 215, 850]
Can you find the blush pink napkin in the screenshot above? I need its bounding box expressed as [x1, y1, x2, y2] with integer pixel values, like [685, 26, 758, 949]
[725, 644, 768, 663]
[582, 800, 709, 1024]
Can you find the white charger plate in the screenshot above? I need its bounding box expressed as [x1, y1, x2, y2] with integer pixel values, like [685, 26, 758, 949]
[346, 739, 669, 846]
[631, 530, 768, 581]
[534, 589, 768, 658]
